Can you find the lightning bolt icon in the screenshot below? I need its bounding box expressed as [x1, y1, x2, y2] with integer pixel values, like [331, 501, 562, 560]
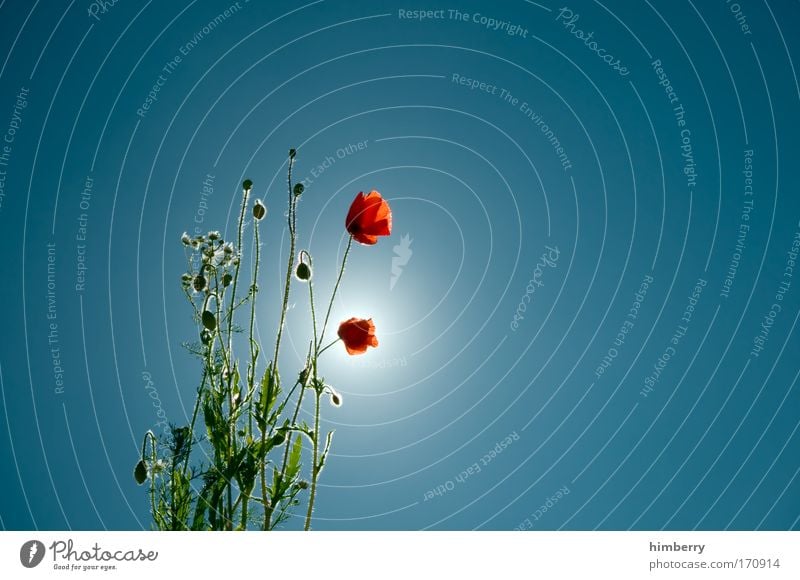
[28, 542, 38, 564]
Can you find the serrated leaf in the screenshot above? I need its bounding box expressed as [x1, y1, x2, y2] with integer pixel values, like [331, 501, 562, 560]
[317, 431, 334, 474]
[286, 436, 302, 482]
[257, 364, 280, 427]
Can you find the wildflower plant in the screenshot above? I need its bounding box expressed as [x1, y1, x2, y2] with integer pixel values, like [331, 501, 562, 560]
[134, 149, 392, 530]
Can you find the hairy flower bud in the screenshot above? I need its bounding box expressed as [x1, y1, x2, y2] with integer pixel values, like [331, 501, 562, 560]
[192, 275, 207, 293]
[222, 273, 232, 287]
[202, 310, 217, 331]
[293, 183, 304, 196]
[253, 199, 266, 220]
[330, 390, 342, 407]
[134, 460, 147, 485]
[243, 179, 253, 191]
[208, 231, 220, 241]
[295, 262, 312, 281]
[288, 148, 296, 159]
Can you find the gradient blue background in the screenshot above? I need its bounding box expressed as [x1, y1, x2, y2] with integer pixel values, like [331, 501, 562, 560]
[0, 0, 799, 530]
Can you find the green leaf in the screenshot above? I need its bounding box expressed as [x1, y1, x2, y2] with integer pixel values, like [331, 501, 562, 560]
[257, 364, 280, 430]
[286, 436, 302, 482]
[271, 467, 281, 498]
[317, 431, 334, 474]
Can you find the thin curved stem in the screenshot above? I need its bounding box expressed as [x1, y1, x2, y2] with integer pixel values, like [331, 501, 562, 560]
[317, 338, 341, 358]
[319, 237, 353, 347]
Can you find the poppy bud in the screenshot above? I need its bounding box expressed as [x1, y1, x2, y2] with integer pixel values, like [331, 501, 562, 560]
[330, 391, 342, 407]
[134, 460, 147, 485]
[297, 480, 309, 490]
[181, 232, 191, 245]
[243, 179, 253, 191]
[293, 183, 304, 196]
[222, 273, 232, 287]
[295, 262, 312, 281]
[288, 148, 296, 159]
[298, 367, 309, 385]
[253, 199, 267, 220]
[202, 310, 217, 331]
[193, 275, 207, 292]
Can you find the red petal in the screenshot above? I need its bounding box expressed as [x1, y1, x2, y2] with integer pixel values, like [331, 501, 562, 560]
[345, 192, 367, 232]
[352, 232, 378, 245]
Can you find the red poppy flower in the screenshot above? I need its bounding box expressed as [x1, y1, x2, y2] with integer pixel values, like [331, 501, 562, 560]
[345, 190, 392, 245]
[337, 317, 379, 355]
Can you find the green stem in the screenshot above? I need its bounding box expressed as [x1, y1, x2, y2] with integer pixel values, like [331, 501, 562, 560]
[227, 185, 250, 355]
[262, 152, 297, 530]
[304, 389, 322, 530]
[241, 223, 261, 527]
[317, 338, 341, 358]
[181, 369, 208, 476]
[248, 224, 261, 415]
[265, 342, 312, 529]
[142, 431, 157, 529]
[318, 237, 353, 347]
